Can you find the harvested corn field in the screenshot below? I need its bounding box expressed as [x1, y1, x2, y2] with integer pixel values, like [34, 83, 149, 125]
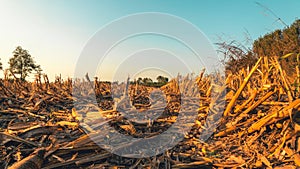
[0, 55, 300, 168]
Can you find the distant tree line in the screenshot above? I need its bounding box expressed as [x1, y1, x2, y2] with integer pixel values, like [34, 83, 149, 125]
[0, 46, 42, 81]
[131, 75, 169, 87]
[0, 46, 169, 87]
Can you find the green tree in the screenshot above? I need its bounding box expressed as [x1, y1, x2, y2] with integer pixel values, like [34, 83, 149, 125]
[142, 77, 153, 85]
[8, 46, 42, 81]
[137, 77, 143, 84]
[156, 75, 168, 84]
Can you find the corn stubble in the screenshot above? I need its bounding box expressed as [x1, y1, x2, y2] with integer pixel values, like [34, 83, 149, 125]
[0, 56, 300, 168]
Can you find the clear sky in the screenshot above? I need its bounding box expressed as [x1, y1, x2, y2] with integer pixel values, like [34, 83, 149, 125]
[0, 0, 299, 81]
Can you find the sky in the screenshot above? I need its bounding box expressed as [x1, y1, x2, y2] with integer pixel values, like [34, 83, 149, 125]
[0, 0, 299, 81]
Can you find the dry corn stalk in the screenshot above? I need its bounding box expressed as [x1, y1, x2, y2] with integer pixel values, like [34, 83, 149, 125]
[8, 148, 45, 169]
[223, 57, 262, 116]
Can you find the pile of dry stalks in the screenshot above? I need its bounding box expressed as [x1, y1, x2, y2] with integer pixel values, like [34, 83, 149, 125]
[0, 56, 300, 168]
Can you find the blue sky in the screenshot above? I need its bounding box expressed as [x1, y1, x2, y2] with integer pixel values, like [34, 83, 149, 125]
[0, 0, 299, 81]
